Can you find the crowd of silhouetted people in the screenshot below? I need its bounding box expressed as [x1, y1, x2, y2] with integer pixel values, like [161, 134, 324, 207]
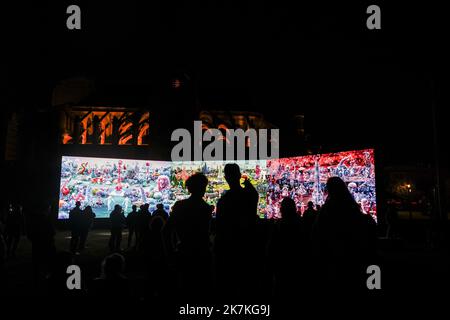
[0, 163, 378, 300]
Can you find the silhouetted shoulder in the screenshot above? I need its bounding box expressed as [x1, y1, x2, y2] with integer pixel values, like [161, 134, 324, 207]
[170, 199, 186, 215]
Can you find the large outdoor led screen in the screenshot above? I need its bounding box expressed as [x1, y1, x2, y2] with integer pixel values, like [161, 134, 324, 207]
[171, 160, 268, 218]
[59, 157, 173, 219]
[266, 149, 376, 219]
[58, 149, 376, 219]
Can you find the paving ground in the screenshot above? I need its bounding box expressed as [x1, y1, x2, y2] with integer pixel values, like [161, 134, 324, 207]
[2, 225, 449, 298]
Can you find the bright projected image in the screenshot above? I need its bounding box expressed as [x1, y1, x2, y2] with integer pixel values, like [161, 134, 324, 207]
[266, 149, 376, 219]
[58, 149, 376, 219]
[171, 160, 268, 217]
[59, 157, 174, 219]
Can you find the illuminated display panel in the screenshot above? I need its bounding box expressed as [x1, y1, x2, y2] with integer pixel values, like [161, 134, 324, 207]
[266, 149, 376, 219]
[58, 149, 376, 220]
[171, 160, 268, 217]
[59, 156, 173, 219]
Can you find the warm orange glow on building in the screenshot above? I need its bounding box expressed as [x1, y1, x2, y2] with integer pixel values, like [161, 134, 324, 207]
[58, 107, 150, 146]
[62, 133, 73, 145]
[119, 134, 133, 145]
[137, 123, 149, 146]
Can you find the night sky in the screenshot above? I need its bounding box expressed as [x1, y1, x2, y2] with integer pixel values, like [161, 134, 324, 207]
[3, 1, 448, 167]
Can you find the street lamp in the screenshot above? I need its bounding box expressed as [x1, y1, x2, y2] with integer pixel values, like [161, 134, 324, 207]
[406, 183, 413, 220]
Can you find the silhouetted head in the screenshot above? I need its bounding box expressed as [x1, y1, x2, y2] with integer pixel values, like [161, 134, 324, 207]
[307, 201, 314, 209]
[101, 253, 125, 278]
[224, 163, 241, 188]
[280, 197, 297, 221]
[114, 204, 122, 212]
[326, 177, 351, 199]
[132, 205, 137, 211]
[84, 205, 92, 213]
[186, 173, 208, 198]
[156, 203, 164, 210]
[75, 201, 81, 208]
[325, 176, 360, 211]
[150, 216, 164, 232]
[316, 204, 321, 211]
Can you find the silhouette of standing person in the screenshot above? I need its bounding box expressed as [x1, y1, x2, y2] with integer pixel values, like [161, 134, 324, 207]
[302, 201, 317, 244]
[109, 205, 126, 252]
[269, 197, 305, 299]
[4, 203, 24, 258]
[146, 215, 169, 298]
[313, 177, 376, 292]
[214, 163, 259, 299]
[69, 201, 83, 254]
[164, 173, 213, 300]
[152, 203, 169, 223]
[386, 201, 399, 239]
[26, 204, 56, 286]
[136, 204, 151, 250]
[79, 205, 96, 251]
[126, 205, 138, 249]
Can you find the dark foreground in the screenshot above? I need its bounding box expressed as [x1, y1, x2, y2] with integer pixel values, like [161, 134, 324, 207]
[3, 226, 449, 296]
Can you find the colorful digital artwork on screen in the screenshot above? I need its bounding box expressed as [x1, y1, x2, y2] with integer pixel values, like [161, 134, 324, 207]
[58, 149, 376, 220]
[171, 160, 268, 217]
[59, 156, 174, 219]
[266, 149, 376, 219]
